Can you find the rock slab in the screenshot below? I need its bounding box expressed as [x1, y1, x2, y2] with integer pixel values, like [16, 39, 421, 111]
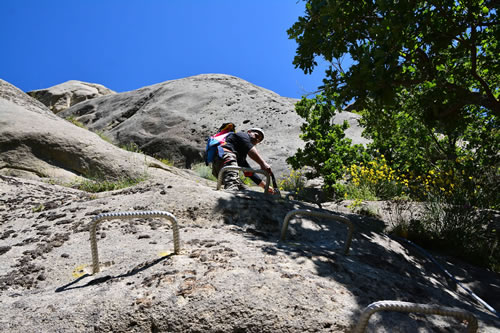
[28, 80, 115, 113]
[58, 74, 369, 177]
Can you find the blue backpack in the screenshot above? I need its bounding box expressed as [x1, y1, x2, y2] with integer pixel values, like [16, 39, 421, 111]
[204, 123, 236, 165]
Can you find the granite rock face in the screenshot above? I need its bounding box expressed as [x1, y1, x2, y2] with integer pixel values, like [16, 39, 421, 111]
[28, 80, 115, 113]
[0, 76, 498, 332]
[0, 79, 56, 117]
[0, 79, 162, 183]
[1, 173, 499, 332]
[58, 74, 370, 177]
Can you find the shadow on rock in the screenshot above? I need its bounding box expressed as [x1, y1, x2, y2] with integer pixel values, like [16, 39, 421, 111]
[55, 254, 173, 293]
[213, 189, 500, 330]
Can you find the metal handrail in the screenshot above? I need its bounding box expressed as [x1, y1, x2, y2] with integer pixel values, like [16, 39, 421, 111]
[217, 166, 270, 194]
[280, 209, 354, 255]
[353, 300, 478, 333]
[89, 211, 180, 274]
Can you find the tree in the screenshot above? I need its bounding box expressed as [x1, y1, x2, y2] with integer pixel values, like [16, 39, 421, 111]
[288, 0, 499, 128]
[287, 0, 499, 270]
[288, 0, 499, 203]
[286, 95, 368, 195]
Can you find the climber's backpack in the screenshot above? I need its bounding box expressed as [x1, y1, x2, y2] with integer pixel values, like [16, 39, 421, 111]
[204, 122, 236, 165]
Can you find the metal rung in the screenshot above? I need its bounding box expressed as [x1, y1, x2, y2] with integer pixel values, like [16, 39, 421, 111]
[280, 209, 354, 255]
[353, 300, 478, 333]
[89, 210, 180, 274]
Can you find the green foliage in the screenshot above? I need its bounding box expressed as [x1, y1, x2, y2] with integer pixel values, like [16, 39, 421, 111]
[159, 158, 174, 166]
[408, 190, 499, 271]
[342, 156, 407, 200]
[289, 0, 499, 125]
[120, 142, 142, 153]
[72, 175, 146, 193]
[347, 199, 380, 218]
[278, 169, 306, 193]
[360, 97, 499, 209]
[286, 95, 369, 196]
[95, 130, 113, 144]
[32, 204, 45, 213]
[357, 205, 380, 218]
[289, 0, 499, 206]
[66, 116, 86, 129]
[192, 163, 217, 181]
[289, 0, 499, 269]
[346, 198, 363, 211]
[343, 183, 378, 201]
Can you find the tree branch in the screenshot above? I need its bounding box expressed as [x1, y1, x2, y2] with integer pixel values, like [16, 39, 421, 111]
[469, 25, 499, 111]
[424, 122, 448, 159]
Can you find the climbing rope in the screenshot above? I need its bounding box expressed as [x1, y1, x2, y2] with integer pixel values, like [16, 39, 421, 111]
[89, 210, 180, 274]
[353, 300, 478, 333]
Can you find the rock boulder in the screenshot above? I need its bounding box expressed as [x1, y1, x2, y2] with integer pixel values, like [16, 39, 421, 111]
[28, 80, 115, 113]
[0, 79, 162, 183]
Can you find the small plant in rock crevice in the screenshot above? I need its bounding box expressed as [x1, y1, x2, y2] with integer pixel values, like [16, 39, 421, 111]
[71, 175, 147, 193]
[120, 142, 143, 153]
[192, 163, 217, 182]
[66, 116, 86, 129]
[159, 158, 175, 167]
[32, 204, 45, 213]
[95, 130, 113, 144]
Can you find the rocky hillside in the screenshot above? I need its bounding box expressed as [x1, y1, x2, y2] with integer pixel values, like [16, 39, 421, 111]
[27, 80, 115, 114]
[0, 78, 499, 332]
[0, 79, 170, 183]
[56, 74, 370, 176]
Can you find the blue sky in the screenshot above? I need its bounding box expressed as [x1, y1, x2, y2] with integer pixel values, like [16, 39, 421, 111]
[0, 0, 340, 99]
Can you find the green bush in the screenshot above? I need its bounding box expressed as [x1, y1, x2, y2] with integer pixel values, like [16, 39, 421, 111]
[386, 188, 500, 272]
[192, 163, 216, 181]
[159, 158, 174, 166]
[342, 183, 378, 201]
[419, 190, 498, 271]
[72, 175, 146, 193]
[286, 95, 369, 194]
[287, 0, 499, 270]
[278, 169, 305, 193]
[341, 156, 408, 200]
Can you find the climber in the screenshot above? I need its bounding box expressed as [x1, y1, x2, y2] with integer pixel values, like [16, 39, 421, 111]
[211, 127, 275, 193]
